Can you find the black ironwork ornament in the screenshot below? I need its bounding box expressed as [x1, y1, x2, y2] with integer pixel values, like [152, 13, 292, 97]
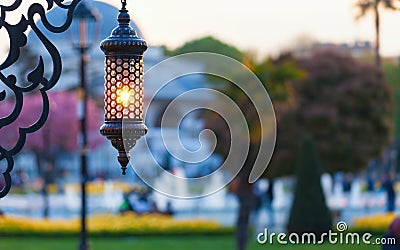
[0, 0, 82, 198]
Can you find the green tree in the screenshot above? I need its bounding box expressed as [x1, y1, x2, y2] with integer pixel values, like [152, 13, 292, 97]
[165, 36, 244, 61]
[166, 36, 303, 250]
[267, 50, 394, 178]
[287, 136, 332, 236]
[383, 61, 400, 137]
[355, 0, 399, 67]
[383, 60, 400, 172]
[0, 91, 103, 218]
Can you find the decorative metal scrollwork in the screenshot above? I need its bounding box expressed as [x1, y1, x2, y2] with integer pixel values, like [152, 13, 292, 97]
[0, 0, 82, 198]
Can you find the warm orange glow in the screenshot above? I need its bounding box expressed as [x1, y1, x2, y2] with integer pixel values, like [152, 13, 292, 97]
[117, 86, 132, 107]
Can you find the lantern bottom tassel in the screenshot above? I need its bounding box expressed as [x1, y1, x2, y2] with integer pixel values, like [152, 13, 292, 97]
[100, 120, 147, 175]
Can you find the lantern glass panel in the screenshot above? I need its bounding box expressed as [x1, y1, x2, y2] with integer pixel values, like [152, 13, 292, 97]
[104, 56, 144, 120]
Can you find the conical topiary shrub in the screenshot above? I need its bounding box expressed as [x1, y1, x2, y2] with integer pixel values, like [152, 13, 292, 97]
[287, 135, 332, 236]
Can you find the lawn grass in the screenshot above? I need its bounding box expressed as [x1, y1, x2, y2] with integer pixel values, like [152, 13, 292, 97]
[0, 236, 382, 250]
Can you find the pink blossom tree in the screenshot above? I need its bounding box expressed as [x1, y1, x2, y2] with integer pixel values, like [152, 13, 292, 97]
[0, 90, 104, 181]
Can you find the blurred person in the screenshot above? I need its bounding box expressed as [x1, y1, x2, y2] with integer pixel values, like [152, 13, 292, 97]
[367, 174, 375, 192]
[250, 181, 264, 230]
[266, 179, 275, 227]
[42, 163, 56, 186]
[343, 173, 353, 193]
[57, 169, 68, 194]
[165, 201, 174, 215]
[150, 202, 159, 214]
[119, 192, 134, 214]
[41, 162, 55, 218]
[382, 216, 400, 250]
[13, 169, 28, 189]
[231, 176, 256, 250]
[252, 181, 264, 214]
[132, 193, 153, 214]
[382, 174, 396, 213]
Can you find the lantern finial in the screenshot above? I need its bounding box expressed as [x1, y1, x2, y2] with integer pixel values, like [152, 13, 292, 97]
[118, 0, 130, 25]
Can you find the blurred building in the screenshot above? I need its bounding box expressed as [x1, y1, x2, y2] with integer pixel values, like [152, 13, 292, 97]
[293, 40, 374, 59]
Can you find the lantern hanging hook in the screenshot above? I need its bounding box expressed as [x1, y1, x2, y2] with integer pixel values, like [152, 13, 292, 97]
[121, 0, 127, 8]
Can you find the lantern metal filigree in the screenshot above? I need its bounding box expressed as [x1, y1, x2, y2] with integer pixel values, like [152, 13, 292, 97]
[100, 0, 147, 175]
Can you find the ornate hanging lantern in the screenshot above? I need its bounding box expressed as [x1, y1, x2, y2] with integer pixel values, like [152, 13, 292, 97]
[100, 0, 148, 175]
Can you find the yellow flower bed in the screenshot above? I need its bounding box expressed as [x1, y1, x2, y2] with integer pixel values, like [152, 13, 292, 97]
[12, 181, 141, 195]
[352, 213, 397, 233]
[0, 213, 232, 236]
[63, 182, 138, 195]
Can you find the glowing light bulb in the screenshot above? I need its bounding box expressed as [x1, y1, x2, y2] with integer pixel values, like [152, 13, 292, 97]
[117, 86, 132, 107]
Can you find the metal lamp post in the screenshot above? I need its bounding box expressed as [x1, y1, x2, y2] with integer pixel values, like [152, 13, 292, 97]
[100, 0, 148, 175]
[71, 2, 100, 250]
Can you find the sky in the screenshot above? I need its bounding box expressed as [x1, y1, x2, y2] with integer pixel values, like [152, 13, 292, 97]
[102, 0, 400, 58]
[1, 0, 400, 59]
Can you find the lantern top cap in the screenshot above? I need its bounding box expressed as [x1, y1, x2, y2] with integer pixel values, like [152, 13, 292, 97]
[100, 1, 147, 55]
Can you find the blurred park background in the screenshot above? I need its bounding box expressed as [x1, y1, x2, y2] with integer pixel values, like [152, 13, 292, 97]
[2, 0, 400, 250]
